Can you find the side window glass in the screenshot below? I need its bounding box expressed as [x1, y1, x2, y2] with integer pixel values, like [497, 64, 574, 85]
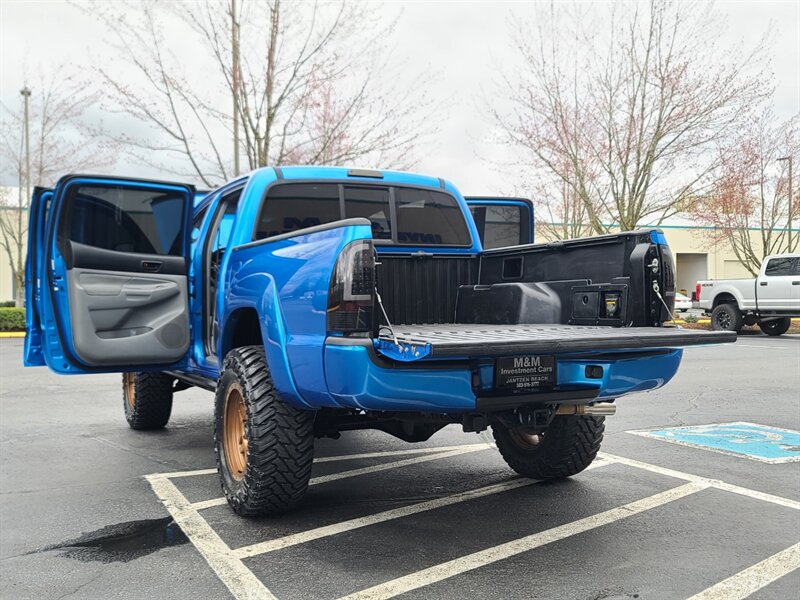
[214, 202, 238, 250]
[765, 258, 794, 276]
[483, 206, 522, 249]
[59, 184, 187, 256]
[255, 183, 340, 240]
[344, 186, 392, 240]
[191, 205, 209, 254]
[192, 206, 209, 240]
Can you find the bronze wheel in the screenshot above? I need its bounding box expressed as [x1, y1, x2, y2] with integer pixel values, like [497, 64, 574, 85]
[492, 415, 605, 480]
[124, 373, 136, 409]
[508, 427, 544, 449]
[214, 346, 315, 517]
[223, 383, 248, 481]
[122, 372, 174, 430]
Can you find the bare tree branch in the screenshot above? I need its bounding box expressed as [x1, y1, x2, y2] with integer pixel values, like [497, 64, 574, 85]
[493, 0, 771, 234]
[84, 0, 433, 186]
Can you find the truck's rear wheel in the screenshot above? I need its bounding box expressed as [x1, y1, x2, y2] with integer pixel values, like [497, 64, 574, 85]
[214, 346, 315, 517]
[492, 415, 604, 480]
[711, 303, 743, 333]
[122, 372, 174, 430]
[759, 317, 791, 336]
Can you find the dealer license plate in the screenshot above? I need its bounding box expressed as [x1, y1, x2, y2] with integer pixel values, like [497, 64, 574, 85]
[495, 355, 557, 391]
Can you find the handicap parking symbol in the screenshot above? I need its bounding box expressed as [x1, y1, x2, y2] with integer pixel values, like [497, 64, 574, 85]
[629, 422, 800, 463]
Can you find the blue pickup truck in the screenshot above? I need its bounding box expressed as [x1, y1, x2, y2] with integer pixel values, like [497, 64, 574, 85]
[24, 167, 735, 516]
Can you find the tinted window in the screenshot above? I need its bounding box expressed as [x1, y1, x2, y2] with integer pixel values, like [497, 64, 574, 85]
[255, 183, 341, 239]
[765, 257, 795, 276]
[394, 188, 470, 246]
[344, 186, 391, 240]
[60, 184, 186, 256]
[191, 205, 209, 248]
[471, 205, 523, 249]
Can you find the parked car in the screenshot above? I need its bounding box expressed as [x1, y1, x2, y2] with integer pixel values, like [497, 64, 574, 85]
[24, 168, 734, 516]
[674, 292, 692, 313]
[694, 254, 800, 335]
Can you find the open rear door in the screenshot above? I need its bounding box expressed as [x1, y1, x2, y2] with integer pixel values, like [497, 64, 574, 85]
[24, 187, 52, 366]
[466, 197, 534, 249]
[32, 175, 195, 374]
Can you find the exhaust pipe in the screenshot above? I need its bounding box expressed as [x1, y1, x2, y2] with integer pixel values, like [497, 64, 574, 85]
[556, 404, 616, 416]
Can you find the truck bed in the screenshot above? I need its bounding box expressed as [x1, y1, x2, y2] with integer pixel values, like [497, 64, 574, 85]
[380, 324, 736, 358]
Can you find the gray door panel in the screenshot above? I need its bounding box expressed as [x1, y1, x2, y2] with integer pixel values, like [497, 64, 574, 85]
[66, 268, 190, 366]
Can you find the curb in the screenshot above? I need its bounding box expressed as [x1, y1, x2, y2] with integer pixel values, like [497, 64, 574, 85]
[0, 332, 25, 338]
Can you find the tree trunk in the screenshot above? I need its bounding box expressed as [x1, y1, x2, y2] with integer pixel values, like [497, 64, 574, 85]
[14, 269, 24, 308]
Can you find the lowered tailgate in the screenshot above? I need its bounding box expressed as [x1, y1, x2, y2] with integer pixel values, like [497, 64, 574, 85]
[377, 324, 735, 359]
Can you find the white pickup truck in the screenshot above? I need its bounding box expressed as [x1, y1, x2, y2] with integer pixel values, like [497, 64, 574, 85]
[694, 254, 800, 335]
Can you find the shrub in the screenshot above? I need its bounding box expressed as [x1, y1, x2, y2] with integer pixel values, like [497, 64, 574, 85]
[0, 307, 25, 331]
[0, 301, 16, 308]
[683, 314, 699, 323]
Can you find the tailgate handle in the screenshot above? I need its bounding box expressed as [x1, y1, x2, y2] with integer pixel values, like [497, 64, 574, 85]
[142, 260, 163, 273]
[793, 281, 800, 285]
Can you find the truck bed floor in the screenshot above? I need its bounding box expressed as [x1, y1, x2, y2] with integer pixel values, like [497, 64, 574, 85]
[380, 323, 736, 357]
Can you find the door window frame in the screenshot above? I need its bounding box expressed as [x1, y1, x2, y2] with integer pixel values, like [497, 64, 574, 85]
[202, 185, 245, 358]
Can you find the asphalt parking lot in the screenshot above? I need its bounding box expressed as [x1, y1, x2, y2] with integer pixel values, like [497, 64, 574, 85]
[1, 333, 799, 600]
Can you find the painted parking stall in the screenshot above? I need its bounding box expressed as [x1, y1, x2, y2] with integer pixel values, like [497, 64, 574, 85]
[145, 441, 800, 600]
[629, 422, 800, 463]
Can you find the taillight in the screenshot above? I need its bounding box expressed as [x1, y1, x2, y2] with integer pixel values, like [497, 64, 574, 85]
[695, 282, 701, 302]
[327, 240, 375, 333]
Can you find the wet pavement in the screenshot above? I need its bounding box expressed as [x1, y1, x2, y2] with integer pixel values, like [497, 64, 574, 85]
[1, 333, 798, 599]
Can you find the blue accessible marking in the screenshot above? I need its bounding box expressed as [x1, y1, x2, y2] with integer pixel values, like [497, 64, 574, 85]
[629, 422, 800, 463]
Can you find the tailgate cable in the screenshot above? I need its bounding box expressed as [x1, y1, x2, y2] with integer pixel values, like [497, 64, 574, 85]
[652, 281, 679, 328]
[375, 291, 400, 346]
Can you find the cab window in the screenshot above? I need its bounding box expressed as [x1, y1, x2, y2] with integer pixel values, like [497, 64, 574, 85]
[59, 184, 186, 256]
[765, 257, 795, 276]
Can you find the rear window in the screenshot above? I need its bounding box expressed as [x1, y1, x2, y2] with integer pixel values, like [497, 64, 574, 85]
[255, 182, 471, 246]
[344, 187, 392, 240]
[254, 183, 340, 239]
[59, 184, 187, 256]
[394, 188, 470, 246]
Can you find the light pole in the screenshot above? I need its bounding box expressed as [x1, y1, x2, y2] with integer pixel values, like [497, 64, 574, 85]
[20, 87, 31, 203]
[231, 0, 240, 177]
[778, 156, 793, 253]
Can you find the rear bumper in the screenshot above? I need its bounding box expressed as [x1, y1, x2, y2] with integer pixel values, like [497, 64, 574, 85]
[323, 337, 684, 412]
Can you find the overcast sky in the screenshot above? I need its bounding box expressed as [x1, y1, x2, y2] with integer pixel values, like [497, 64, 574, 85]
[1, 0, 798, 195]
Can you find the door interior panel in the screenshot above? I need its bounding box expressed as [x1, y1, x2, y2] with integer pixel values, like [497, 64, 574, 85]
[39, 177, 194, 373]
[68, 241, 186, 275]
[66, 267, 189, 366]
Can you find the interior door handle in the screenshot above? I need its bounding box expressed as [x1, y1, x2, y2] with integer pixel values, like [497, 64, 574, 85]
[760, 281, 768, 286]
[142, 260, 163, 273]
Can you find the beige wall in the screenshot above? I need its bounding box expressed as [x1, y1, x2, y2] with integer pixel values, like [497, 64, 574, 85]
[0, 206, 26, 303]
[0, 251, 15, 302]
